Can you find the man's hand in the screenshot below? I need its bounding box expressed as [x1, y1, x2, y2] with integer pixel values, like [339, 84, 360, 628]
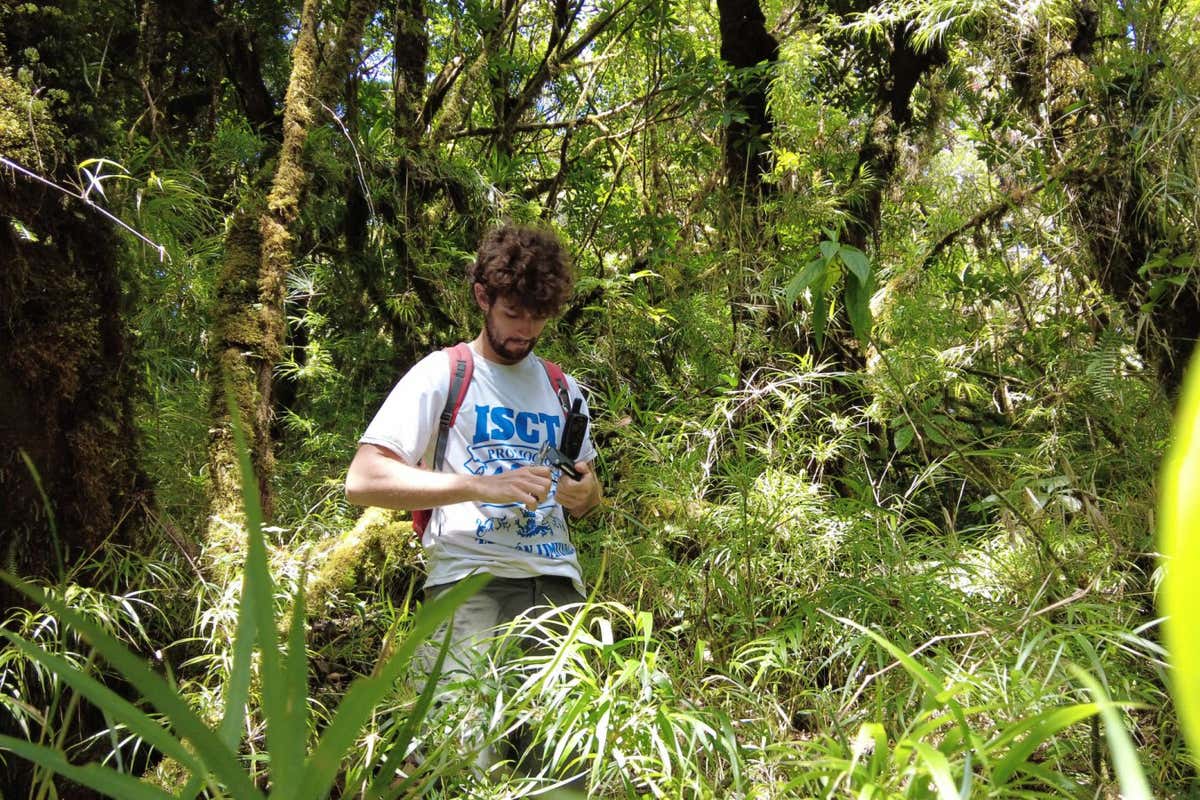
[478, 465, 553, 510]
[556, 460, 602, 518]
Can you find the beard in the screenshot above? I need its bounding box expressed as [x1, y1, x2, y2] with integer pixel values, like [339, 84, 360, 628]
[484, 313, 538, 363]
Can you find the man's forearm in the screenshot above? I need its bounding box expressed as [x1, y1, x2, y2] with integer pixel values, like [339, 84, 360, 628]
[345, 448, 480, 510]
[346, 444, 556, 511]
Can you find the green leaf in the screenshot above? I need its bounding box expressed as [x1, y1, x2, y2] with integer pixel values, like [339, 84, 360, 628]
[296, 574, 489, 800]
[0, 736, 178, 800]
[910, 740, 959, 800]
[0, 573, 262, 799]
[812, 286, 829, 348]
[839, 245, 870, 285]
[1071, 668, 1152, 800]
[369, 625, 455, 799]
[844, 273, 873, 346]
[785, 258, 826, 306]
[218, 554, 258, 751]
[894, 425, 916, 453]
[819, 239, 839, 263]
[989, 703, 1100, 786]
[1160, 351, 1200, 768]
[224, 384, 295, 797]
[268, 568, 311, 799]
[867, 721, 889, 780]
[925, 425, 951, 446]
[828, 614, 974, 751]
[0, 632, 200, 774]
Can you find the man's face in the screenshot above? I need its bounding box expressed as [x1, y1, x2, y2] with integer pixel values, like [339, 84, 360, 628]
[477, 289, 550, 363]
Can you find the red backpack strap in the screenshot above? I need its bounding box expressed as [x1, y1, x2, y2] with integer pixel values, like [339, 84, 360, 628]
[432, 343, 474, 470]
[539, 357, 571, 416]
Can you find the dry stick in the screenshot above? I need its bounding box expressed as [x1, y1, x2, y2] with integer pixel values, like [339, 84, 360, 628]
[921, 165, 1099, 273]
[577, 71, 658, 256]
[538, 15, 641, 212]
[1, 156, 170, 261]
[446, 87, 668, 139]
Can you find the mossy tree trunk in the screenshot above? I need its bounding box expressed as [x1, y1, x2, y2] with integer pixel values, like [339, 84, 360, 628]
[205, 0, 375, 557]
[0, 22, 150, 606]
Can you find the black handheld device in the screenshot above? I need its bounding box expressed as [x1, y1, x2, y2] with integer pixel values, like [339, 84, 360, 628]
[537, 398, 589, 480]
[560, 398, 588, 460]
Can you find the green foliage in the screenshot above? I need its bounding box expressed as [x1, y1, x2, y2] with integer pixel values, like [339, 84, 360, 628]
[0, 399, 486, 797]
[1160, 351, 1200, 769]
[503, 601, 743, 796]
[6, 0, 1198, 795]
[785, 230, 874, 346]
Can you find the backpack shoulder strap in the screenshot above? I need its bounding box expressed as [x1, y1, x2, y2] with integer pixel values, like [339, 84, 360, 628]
[539, 357, 571, 415]
[432, 342, 474, 470]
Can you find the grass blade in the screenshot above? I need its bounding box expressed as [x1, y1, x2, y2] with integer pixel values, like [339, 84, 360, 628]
[268, 570, 311, 799]
[0, 734, 177, 800]
[1072, 667, 1152, 800]
[910, 740, 958, 800]
[368, 623, 454, 799]
[296, 574, 489, 800]
[224, 384, 296, 795]
[217, 563, 258, 751]
[0, 631, 200, 773]
[1160, 350, 1200, 766]
[989, 703, 1100, 786]
[0, 573, 263, 799]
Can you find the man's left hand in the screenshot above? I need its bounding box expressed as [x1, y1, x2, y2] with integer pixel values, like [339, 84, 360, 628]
[556, 460, 602, 518]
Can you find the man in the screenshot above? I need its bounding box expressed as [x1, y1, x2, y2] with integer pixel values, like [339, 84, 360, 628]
[344, 224, 602, 771]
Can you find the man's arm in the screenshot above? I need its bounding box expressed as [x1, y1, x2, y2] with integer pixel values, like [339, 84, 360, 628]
[556, 460, 602, 518]
[345, 443, 554, 511]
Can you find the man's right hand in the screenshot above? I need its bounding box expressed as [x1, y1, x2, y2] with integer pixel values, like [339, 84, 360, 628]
[477, 465, 553, 510]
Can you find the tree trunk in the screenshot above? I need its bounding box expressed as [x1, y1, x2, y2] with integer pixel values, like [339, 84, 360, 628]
[716, 0, 779, 197]
[205, 0, 375, 555]
[0, 68, 149, 611]
[812, 22, 946, 371]
[715, 0, 779, 383]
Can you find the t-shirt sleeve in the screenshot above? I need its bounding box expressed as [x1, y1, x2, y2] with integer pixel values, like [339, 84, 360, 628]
[567, 374, 598, 464]
[359, 351, 447, 465]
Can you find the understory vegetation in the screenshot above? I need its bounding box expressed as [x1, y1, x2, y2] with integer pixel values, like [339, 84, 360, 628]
[3, 0, 1199, 797]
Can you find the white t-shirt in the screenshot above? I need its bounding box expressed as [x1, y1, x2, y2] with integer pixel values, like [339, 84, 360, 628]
[359, 343, 596, 594]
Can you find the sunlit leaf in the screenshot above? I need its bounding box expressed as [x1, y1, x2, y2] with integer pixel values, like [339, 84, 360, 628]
[1160, 352, 1200, 768]
[1072, 667, 1152, 800]
[785, 258, 827, 306]
[839, 245, 870, 285]
[845, 273, 873, 346]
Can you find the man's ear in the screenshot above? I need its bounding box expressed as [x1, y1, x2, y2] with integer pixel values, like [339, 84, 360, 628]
[472, 282, 489, 311]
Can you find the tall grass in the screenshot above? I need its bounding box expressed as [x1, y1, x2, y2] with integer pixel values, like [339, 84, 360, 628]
[0, 397, 485, 797]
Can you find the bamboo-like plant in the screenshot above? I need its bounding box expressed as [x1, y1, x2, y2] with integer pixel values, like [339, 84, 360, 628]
[0, 395, 485, 798]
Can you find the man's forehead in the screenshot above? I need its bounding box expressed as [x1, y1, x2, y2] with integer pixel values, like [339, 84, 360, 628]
[494, 295, 547, 318]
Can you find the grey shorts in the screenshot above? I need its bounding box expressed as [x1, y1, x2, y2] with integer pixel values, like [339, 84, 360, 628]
[417, 575, 586, 774]
[421, 575, 584, 683]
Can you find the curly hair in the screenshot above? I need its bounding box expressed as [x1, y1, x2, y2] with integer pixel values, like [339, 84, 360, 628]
[471, 225, 574, 317]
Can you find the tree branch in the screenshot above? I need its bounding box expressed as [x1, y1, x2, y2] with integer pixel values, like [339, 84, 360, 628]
[446, 88, 667, 139]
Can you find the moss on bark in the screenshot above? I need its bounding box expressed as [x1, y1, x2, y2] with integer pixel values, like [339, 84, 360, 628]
[305, 508, 423, 610]
[205, 206, 278, 567]
[0, 66, 149, 608]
